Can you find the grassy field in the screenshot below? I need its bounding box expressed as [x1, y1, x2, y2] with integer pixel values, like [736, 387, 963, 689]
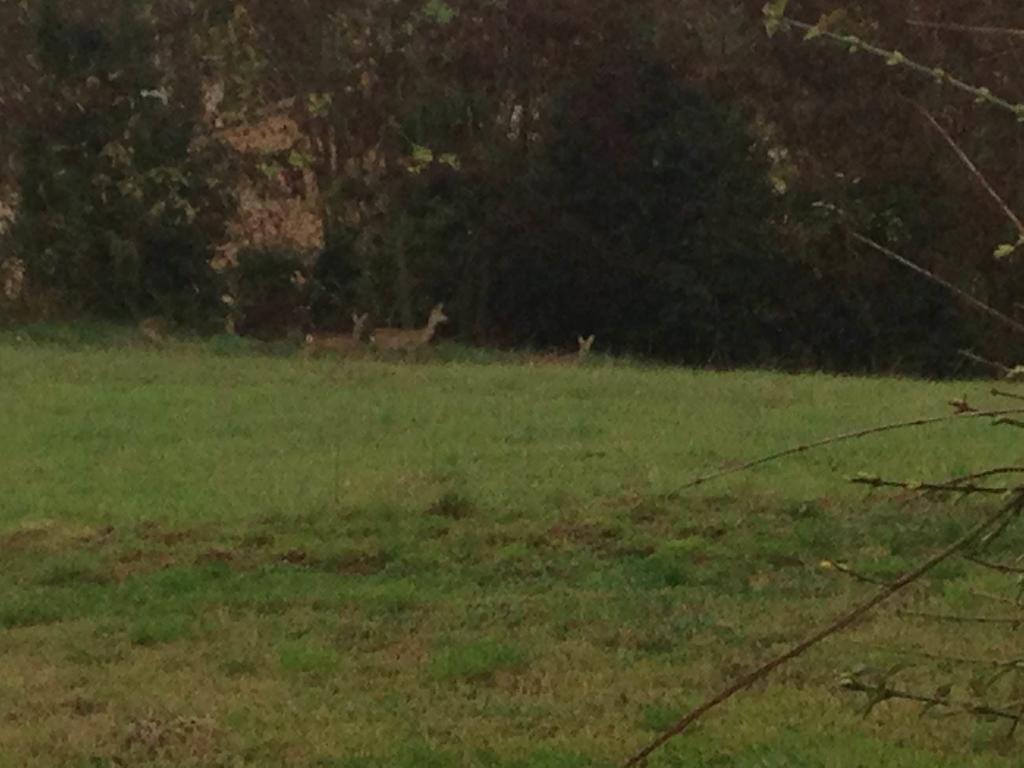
[1, 329, 1022, 767]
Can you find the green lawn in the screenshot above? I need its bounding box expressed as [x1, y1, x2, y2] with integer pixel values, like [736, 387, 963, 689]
[1, 331, 1021, 767]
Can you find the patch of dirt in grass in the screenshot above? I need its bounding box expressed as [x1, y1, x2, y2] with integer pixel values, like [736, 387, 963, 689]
[0, 519, 111, 552]
[268, 545, 390, 575]
[137, 522, 203, 547]
[373, 635, 431, 670]
[111, 548, 178, 582]
[239, 532, 275, 549]
[675, 523, 728, 539]
[121, 714, 222, 762]
[547, 520, 619, 548]
[424, 491, 477, 520]
[539, 519, 656, 560]
[194, 548, 237, 566]
[316, 549, 390, 576]
[763, 553, 805, 569]
[278, 548, 308, 564]
[0, 526, 50, 551]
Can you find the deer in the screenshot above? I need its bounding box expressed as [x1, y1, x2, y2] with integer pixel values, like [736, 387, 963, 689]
[138, 317, 168, 345]
[529, 334, 596, 366]
[577, 334, 595, 362]
[303, 312, 369, 356]
[370, 303, 448, 353]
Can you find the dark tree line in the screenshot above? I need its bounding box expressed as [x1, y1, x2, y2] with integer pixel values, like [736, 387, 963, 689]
[1, 0, 1020, 374]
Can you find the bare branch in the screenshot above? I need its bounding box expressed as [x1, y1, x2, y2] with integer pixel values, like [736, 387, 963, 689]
[896, 610, 1023, 627]
[782, 16, 1024, 118]
[840, 677, 1023, 723]
[849, 232, 1024, 336]
[851, 475, 1013, 496]
[620, 495, 1024, 767]
[820, 559, 891, 586]
[845, 640, 1024, 669]
[979, 505, 1023, 549]
[965, 555, 1024, 575]
[992, 389, 1024, 402]
[916, 104, 1024, 237]
[946, 466, 1024, 486]
[906, 19, 1024, 38]
[675, 408, 1024, 492]
[959, 349, 1015, 376]
[969, 590, 1022, 608]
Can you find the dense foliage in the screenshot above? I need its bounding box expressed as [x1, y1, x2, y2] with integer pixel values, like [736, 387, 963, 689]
[1, 0, 1020, 374]
[3, 0, 236, 327]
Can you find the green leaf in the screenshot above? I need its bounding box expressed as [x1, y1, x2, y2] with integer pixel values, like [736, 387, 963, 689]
[405, 144, 436, 175]
[886, 51, 906, 66]
[818, 9, 849, 33]
[411, 144, 434, 164]
[422, 0, 457, 25]
[994, 243, 1017, 259]
[762, 0, 790, 37]
[287, 150, 313, 169]
[438, 153, 461, 170]
[258, 161, 282, 180]
[307, 93, 332, 117]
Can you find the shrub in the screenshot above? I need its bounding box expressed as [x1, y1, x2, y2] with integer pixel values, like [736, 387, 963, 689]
[6, 0, 235, 328]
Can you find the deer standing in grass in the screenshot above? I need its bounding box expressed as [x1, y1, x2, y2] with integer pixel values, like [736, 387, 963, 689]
[576, 334, 595, 362]
[529, 334, 596, 366]
[370, 303, 448, 353]
[304, 312, 369, 356]
[138, 317, 167, 345]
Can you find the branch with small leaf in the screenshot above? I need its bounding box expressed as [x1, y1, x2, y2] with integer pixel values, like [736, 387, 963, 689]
[839, 672, 1023, 725]
[762, 1, 1024, 120]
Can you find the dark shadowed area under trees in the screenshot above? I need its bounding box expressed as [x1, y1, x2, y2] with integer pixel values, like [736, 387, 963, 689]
[1, 0, 1022, 376]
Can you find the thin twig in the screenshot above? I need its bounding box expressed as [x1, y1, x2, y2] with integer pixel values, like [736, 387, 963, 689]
[980, 504, 1023, 549]
[783, 16, 1024, 118]
[965, 555, 1024, 575]
[906, 19, 1024, 38]
[620, 494, 1023, 767]
[993, 389, 1024, 402]
[675, 408, 1024, 492]
[916, 104, 1024, 236]
[851, 475, 1013, 496]
[849, 232, 1024, 336]
[839, 678, 1022, 723]
[1012, 704, 1024, 738]
[844, 639, 1024, 669]
[946, 466, 1024, 486]
[896, 610, 1022, 627]
[820, 559, 891, 586]
[969, 590, 1022, 608]
[959, 349, 1014, 376]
